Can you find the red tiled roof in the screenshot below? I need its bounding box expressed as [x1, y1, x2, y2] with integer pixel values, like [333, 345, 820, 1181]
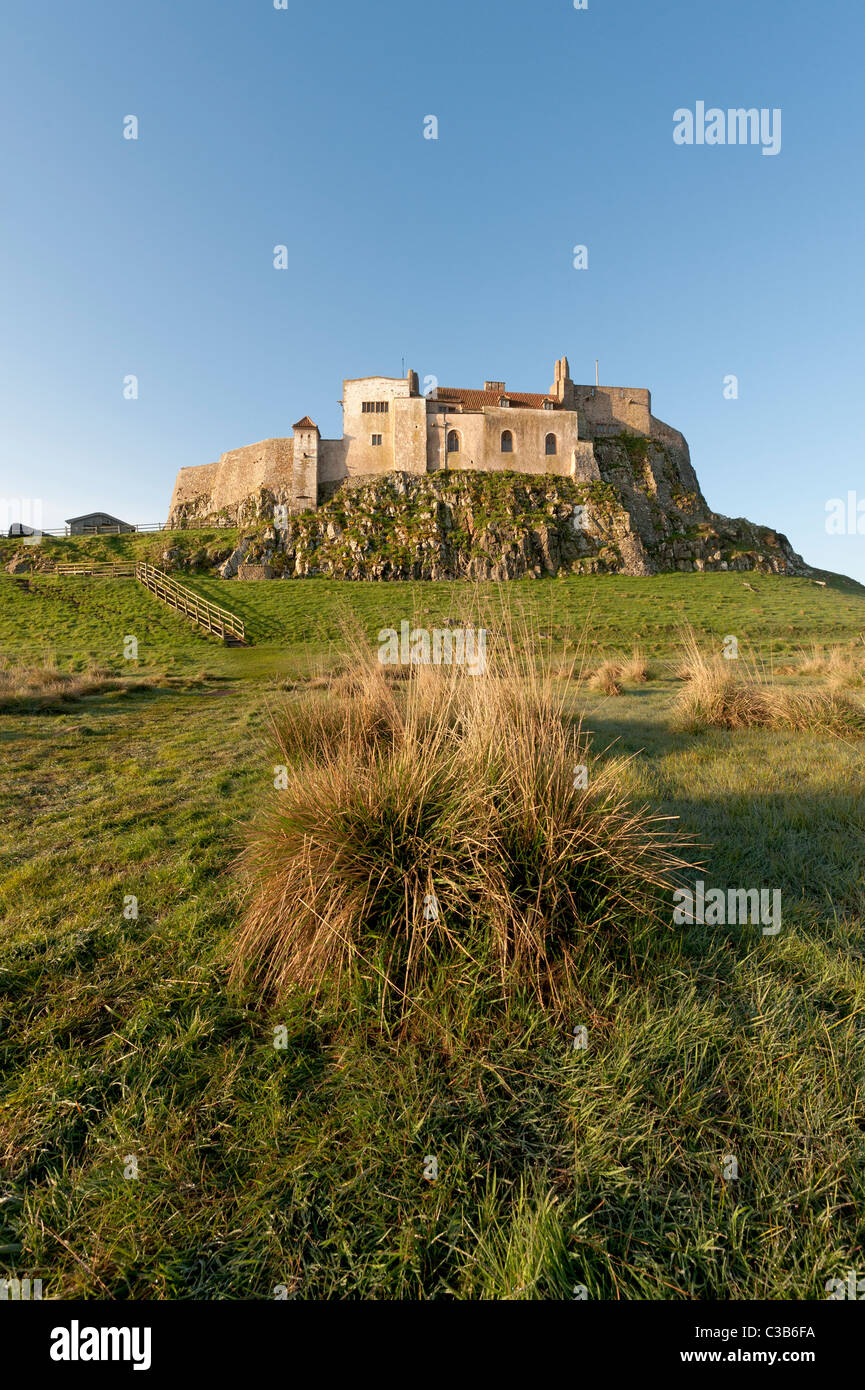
[292, 416, 318, 430]
[434, 388, 558, 411]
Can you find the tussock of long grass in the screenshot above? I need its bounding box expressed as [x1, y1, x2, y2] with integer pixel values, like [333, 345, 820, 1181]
[232, 621, 693, 1014]
[587, 659, 623, 696]
[779, 642, 865, 687]
[671, 630, 865, 736]
[772, 685, 865, 734]
[585, 647, 652, 696]
[619, 647, 651, 683]
[272, 659, 403, 763]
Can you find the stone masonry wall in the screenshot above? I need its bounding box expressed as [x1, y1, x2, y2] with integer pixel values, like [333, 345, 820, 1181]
[168, 437, 294, 523]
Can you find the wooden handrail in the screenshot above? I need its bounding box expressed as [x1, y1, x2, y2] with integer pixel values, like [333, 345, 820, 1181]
[136, 563, 242, 624]
[39, 558, 248, 644]
[134, 563, 247, 643]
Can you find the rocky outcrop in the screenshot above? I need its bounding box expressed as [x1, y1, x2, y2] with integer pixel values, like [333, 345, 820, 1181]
[4, 549, 58, 575]
[179, 435, 806, 581]
[217, 539, 254, 579]
[165, 431, 809, 581]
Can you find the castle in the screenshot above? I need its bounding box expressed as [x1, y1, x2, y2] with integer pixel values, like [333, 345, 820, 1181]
[167, 356, 693, 524]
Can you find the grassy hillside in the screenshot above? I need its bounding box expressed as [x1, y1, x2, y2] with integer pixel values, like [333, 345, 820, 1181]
[2, 564, 864, 676]
[180, 570, 865, 655]
[0, 527, 240, 572]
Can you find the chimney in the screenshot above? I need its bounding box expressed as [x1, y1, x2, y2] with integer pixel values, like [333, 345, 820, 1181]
[484, 380, 505, 393]
[549, 357, 575, 408]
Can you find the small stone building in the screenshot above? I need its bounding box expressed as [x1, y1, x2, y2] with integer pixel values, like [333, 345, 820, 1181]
[66, 512, 135, 535]
[236, 563, 274, 581]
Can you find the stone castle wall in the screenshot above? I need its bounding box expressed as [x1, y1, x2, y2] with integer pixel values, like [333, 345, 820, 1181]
[573, 386, 652, 438]
[166, 366, 681, 527]
[168, 437, 295, 521]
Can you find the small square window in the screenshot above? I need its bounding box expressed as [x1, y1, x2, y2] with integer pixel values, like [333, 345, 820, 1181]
[371, 434, 382, 446]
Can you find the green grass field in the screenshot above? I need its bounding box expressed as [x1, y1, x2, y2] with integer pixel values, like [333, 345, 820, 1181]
[1, 557, 864, 1298]
[3, 553, 864, 674]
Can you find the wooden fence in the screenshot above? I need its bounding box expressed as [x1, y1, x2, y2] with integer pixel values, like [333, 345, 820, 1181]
[53, 562, 136, 577]
[134, 563, 247, 644]
[19, 558, 249, 647]
[6, 519, 236, 538]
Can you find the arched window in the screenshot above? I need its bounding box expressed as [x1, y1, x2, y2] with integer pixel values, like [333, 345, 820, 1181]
[446, 429, 461, 453]
[500, 429, 513, 453]
[545, 433, 557, 456]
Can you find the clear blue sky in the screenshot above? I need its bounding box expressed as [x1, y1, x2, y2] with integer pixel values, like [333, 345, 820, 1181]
[2, 0, 863, 578]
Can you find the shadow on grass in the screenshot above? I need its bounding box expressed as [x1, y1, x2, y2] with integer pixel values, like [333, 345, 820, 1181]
[584, 712, 864, 921]
[0, 680, 248, 720]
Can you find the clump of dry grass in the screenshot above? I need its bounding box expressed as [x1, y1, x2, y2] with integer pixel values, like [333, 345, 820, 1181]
[585, 647, 652, 695]
[769, 686, 865, 735]
[271, 656, 404, 764]
[671, 633, 770, 730]
[588, 659, 623, 696]
[619, 647, 651, 683]
[0, 657, 153, 711]
[779, 643, 865, 687]
[232, 621, 693, 1014]
[671, 630, 865, 736]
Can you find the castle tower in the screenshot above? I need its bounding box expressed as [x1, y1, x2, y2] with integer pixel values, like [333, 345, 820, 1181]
[291, 416, 319, 512]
